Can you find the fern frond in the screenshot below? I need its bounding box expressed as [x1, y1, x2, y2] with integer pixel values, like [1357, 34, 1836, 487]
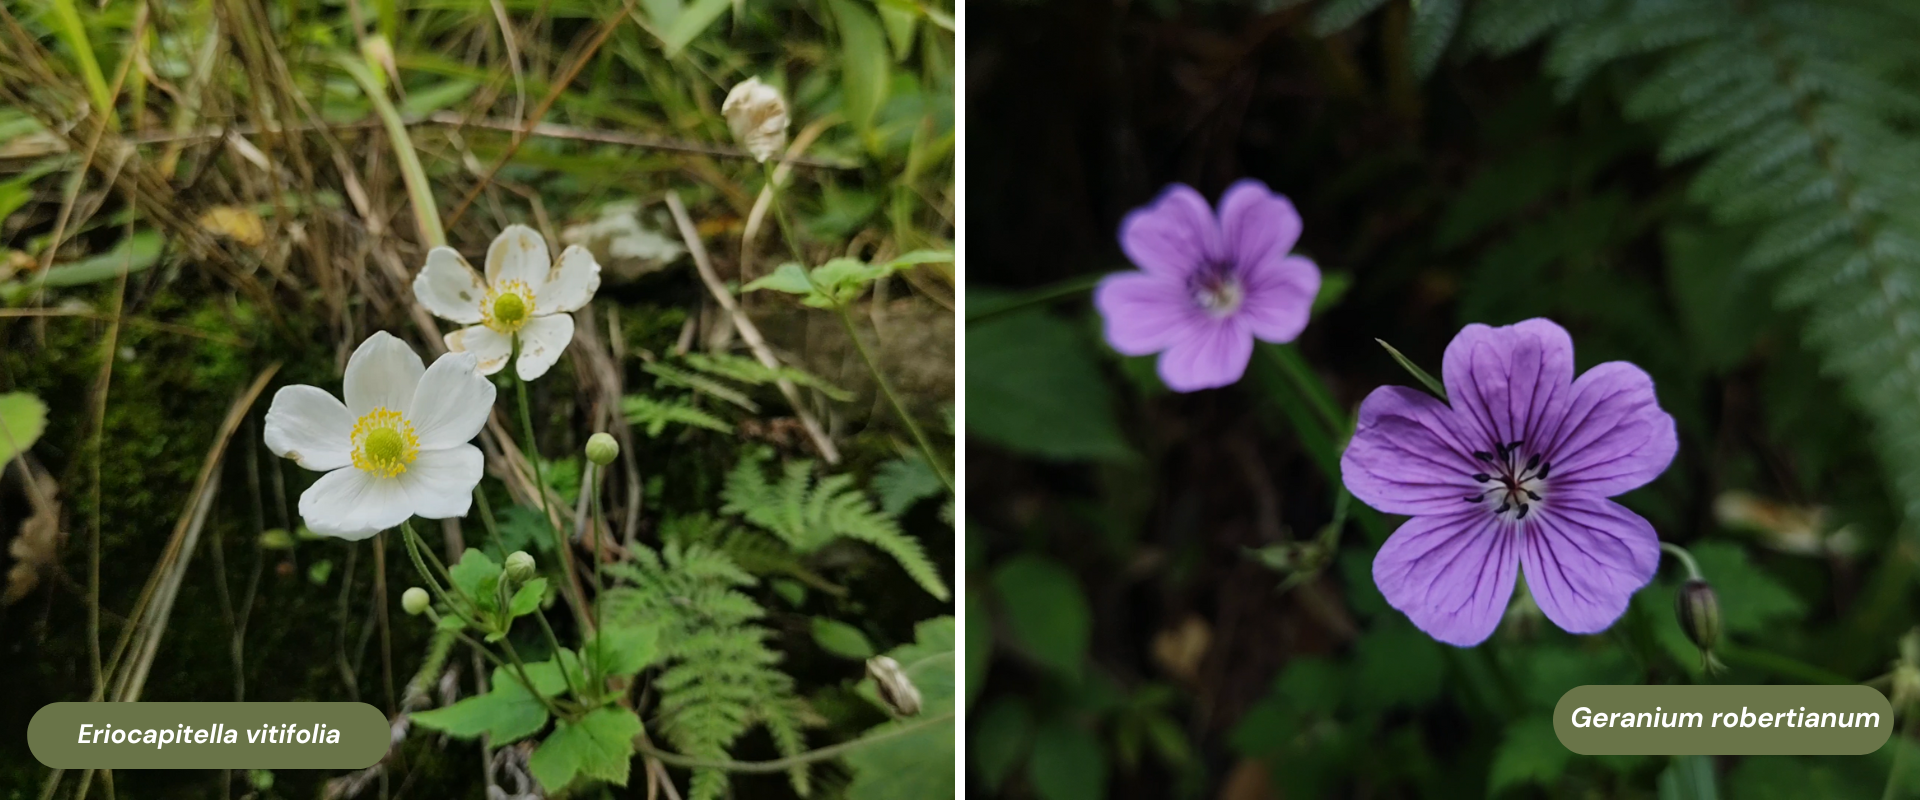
[721, 455, 951, 600]
[622, 393, 733, 437]
[684, 352, 853, 401]
[642, 361, 760, 412]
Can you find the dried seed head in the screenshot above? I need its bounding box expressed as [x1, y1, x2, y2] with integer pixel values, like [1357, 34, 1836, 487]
[866, 655, 922, 717]
[402, 587, 431, 615]
[723, 77, 789, 163]
[585, 432, 620, 466]
[504, 551, 536, 583]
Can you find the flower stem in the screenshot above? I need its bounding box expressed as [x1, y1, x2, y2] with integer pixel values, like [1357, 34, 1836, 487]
[633, 710, 956, 773]
[1661, 542, 1704, 581]
[832, 304, 952, 494]
[531, 607, 584, 702]
[400, 525, 569, 719]
[508, 334, 590, 630]
[764, 161, 807, 268]
[498, 635, 573, 721]
[964, 273, 1107, 323]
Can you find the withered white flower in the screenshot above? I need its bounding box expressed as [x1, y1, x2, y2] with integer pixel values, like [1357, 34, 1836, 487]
[264, 332, 495, 540]
[413, 224, 600, 381]
[723, 77, 789, 163]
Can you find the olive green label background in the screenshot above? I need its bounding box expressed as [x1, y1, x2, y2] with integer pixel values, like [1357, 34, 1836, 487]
[1554, 685, 1893, 755]
[29, 702, 388, 769]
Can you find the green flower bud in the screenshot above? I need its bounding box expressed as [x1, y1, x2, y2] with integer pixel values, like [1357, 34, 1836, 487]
[585, 432, 620, 466]
[1677, 579, 1721, 652]
[402, 587, 431, 616]
[505, 550, 537, 583]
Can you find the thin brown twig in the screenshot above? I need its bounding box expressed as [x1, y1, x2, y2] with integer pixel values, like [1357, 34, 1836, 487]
[443, 0, 644, 230]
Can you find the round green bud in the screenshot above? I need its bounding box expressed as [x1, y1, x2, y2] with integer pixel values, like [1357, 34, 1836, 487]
[505, 550, 537, 582]
[402, 587, 431, 616]
[585, 432, 620, 466]
[1676, 579, 1720, 652]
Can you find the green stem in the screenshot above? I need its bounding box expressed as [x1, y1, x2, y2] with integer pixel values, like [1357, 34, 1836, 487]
[1661, 542, 1705, 581]
[472, 486, 502, 547]
[1265, 343, 1345, 439]
[588, 462, 606, 639]
[334, 54, 443, 247]
[531, 608, 584, 702]
[964, 273, 1107, 323]
[764, 161, 808, 267]
[833, 304, 953, 494]
[509, 334, 589, 628]
[497, 635, 573, 720]
[634, 710, 956, 773]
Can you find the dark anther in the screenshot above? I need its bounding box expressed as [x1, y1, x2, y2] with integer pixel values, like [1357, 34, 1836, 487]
[1495, 502, 1510, 514]
[1536, 463, 1551, 480]
[1463, 494, 1483, 503]
[1516, 503, 1531, 519]
[1509, 440, 1524, 451]
[1495, 442, 1509, 457]
[1526, 454, 1541, 471]
[1474, 451, 1495, 462]
[1526, 490, 1542, 501]
[1472, 473, 1490, 482]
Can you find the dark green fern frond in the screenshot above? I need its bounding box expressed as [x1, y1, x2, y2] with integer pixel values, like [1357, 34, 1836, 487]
[622, 394, 733, 437]
[721, 455, 951, 600]
[601, 539, 811, 800]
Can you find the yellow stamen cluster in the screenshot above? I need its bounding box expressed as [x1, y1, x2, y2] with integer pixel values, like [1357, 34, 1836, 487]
[350, 407, 420, 478]
[481, 279, 536, 333]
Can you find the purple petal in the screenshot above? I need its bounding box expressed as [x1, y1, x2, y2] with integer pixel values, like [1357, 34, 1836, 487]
[1237, 254, 1319, 343]
[1157, 318, 1253, 392]
[1373, 511, 1519, 647]
[1342, 386, 1487, 515]
[1119, 184, 1221, 279]
[1441, 318, 1576, 449]
[1218, 179, 1303, 270]
[1537, 361, 1678, 497]
[1093, 272, 1205, 356]
[1520, 495, 1661, 634]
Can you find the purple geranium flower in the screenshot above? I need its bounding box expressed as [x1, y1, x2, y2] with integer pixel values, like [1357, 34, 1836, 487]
[1094, 180, 1321, 392]
[1341, 319, 1678, 646]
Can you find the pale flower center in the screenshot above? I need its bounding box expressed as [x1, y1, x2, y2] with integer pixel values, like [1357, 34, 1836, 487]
[1463, 439, 1551, 520]
[1190, 267, 1244, 317]
[483, 280, 535, 332]
[351, 408, 419, 479]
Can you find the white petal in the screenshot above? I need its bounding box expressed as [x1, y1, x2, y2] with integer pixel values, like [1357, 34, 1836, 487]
[486, 224, 550, 287]
[410, 352, 497, 450]
[344, 331, 425, 416]
[514, 314, 574, 381]
[445, 325, 513, 376]
[263, 385, 353, 471]
[399, 445, 483, 519]
[414, 247, 486, 324]
[537, 245, 601, 314]
[299, 468, 413, 541]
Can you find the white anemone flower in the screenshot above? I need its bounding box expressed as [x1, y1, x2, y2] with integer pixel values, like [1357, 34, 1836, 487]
[723, 77, 789, 163]
[413, 224, 601, 381]
[264, 332, 495, 540]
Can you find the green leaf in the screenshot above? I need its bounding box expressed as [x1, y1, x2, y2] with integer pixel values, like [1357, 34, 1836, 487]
[990, 555, 1090, 680]
[1658, 755, 1720, 800]
[967, 311, 1132, 461]
[873, 456, 945, 516]
[1310, 0, 1391, 36]
[972, 698, 1033, 792]
[412, 664, 559, 744]
[586, 620, 660, 680]
[1351, 623, 1443, 711]
[965, 584, 990, 708]
[306, 560, 333, 586]
[887, 249, 955, 268]
[830, 0, 891, 137]
[658, 0, 732, 58]
[507, 578, 546, 618]
[877, 0, 918, 62]
[448, 549, 503, 614]
[811, 617, 875, 659]
[1691, 542, 1805, 634]
[1027, 720, 1107, 800]
[845, 617, 955, 800]
[743, 263, 813, 295]
[1408, 0, 1462, 79]
[15, 231, 164, 291]
[1375, 339, 1448, 401]
[1488, 717, 1572, 794]
[530, 706, 643, 791]
[0, 392, 49, 465]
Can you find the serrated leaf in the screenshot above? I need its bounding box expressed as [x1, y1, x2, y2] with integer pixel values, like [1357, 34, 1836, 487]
[845, 616, 955, 800]
[448, 549, 503, 613]
[1488, 717, 1572, 794]
[1691, 542, 1804, 634]
[586, 620, 660, 680]
[743, 263, 813, 295]
[508, 578, 546, 618]
[413, 664, 558, 744]
[531, 706, 643, 791]
[967, 311, 1132, 461]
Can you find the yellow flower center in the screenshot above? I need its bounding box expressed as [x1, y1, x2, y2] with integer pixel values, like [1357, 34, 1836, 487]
[483, 280, 535, 333]
[351, 408, 419, 478]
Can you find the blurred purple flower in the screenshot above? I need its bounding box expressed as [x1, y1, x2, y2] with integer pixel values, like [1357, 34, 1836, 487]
[1094, 180, 1321, 392]
[1341, 319, 1678, 646]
